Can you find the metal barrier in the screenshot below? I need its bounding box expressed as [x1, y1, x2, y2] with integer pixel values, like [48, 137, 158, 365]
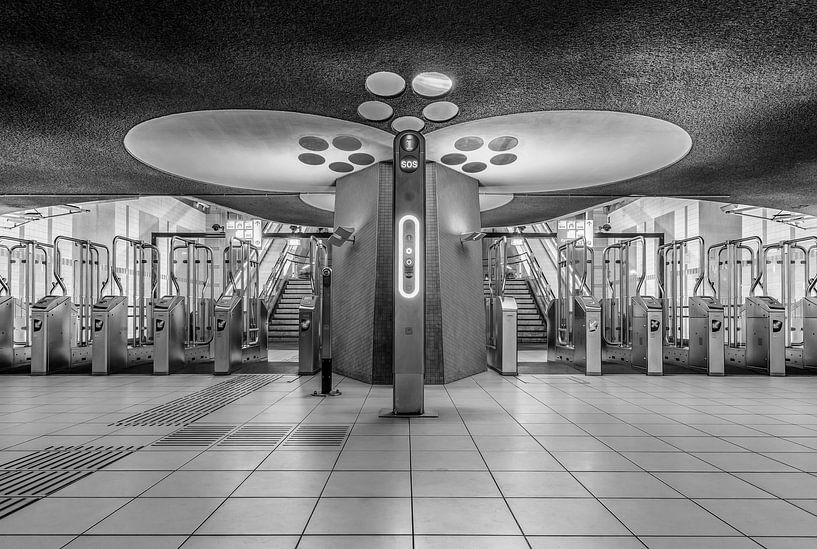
[602, 236, 663, 374]
[169, 237, 215, 347]
[92, 236, 159, 375]
[547, 237, 602, 375]
[658, 236, 725, 374]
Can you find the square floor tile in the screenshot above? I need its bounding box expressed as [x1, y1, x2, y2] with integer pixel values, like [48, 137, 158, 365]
[596, 436, 680, 452]
[51, 470, 169, 497]
[535, 436, 612, 452]
[639, 536, 763, 548]
[89, 497, 223, 535]
[414, 497, 520, 535]
[622, 452, 719, 472]
[305, 498, 412, 534]
[64, 535, 187, 548]
[693, 452, 799, 472]
[232, 470, 330, 497]
[298, 535, 412, 548]
[181, 536, 298, 548]
[507, 498, 630, 535]
[323, 471, 411, 497]
[344, 435, 408, 452]
[482, 451, 564, 471]
[415, 535, 528, 548]
[412, 470, 501, 497]
[527, 537, 645, 548]
[334, 450, 410, 470]
[602, 498, 737, 536]
[697, 498, 817, 536]
[574, 472, 682, 498]
[654, 472, 775, 498]
[493, 471, 591, 497]
[411, 435, 477, 451]
[0, 536, 74, 549]
[412, 450, 487, 470]
[552, 451, 641, 471]
[196, 498, 316, 535]
[0, 498, 127, 535]
[258, 450, 339, 470]
[106, 450, 200, 470]
[141, 470, 250, 497]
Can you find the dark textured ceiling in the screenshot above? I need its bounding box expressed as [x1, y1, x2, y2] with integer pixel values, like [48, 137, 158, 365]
[1, 0, 815, 226]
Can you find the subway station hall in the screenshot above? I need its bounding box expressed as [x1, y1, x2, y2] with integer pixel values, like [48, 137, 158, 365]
[2, 1, 817, 548]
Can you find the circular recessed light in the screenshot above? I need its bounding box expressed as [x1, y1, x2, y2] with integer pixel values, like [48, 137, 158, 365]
[365, 71, 406, 98]
[357, 101, 394, 122]
[462, 162, 487, 173]
[488, 136, 519, 151]
[440, 153, 467, 165]
[299, 136, 329, 151]
[422, 101, 459, 123]
[348, 153, 375, 166]
[490, 153, 517, 166]
[329, 162, 354, 173]
[412, 72, 453, 98]
[454, 136, 484, 151]
[298, 153, 325, 165]
[332, 135, 362, 151]
[391, 116, 425, 133]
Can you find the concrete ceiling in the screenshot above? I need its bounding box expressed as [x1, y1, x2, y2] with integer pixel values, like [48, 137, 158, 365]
[1, 1, 815, 227]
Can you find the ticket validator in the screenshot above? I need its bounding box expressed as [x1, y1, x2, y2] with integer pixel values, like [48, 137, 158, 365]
[381, 131, 436, 418]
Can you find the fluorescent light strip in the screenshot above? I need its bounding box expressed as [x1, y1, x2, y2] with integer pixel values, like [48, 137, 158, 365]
[398, 214, 421, 299]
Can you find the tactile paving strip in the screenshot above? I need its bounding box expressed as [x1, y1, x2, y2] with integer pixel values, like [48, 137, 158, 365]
[113, 374, 283, 426]
[281, 425, 351, 448]
[0, 445, 140, 519]
[152, 425, 238, 447]
[218, 425, 294, 447]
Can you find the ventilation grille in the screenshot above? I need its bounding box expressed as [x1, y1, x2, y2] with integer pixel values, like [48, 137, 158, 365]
[0, 445, 139, 519]
[218, 425, 294, 447]
[153, 425, 237, 447]
[281, 425, 350, 448]
[114, 374, 282, 426]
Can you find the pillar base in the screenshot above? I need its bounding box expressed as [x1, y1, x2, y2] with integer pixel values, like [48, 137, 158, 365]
[378, 408, 438, 419]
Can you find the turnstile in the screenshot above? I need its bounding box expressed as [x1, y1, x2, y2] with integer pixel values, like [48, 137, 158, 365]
[487, 296, 518, 376]
[688, 296, 725, 375]
[214, 295, 242, 375]
[298, 296, 320, 375]
[91, 296, 128, 375]
[631, 296, 663, 375]
[572, 295, 602, 375]
[803, 296, 817, 367]
[31, 296, 73, 375]
[153, 295, 186, 375]
[0, 295, 14, 369]
[745, 296, 786, 376]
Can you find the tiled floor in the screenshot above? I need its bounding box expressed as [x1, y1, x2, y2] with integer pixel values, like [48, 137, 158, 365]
[2, 371, 817, 547]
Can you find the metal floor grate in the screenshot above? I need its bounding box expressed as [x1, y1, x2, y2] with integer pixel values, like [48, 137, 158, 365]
[153, 425, 238, 447]
[0, 445, 140, 519]
[114, 374, 283, 426]
[218, 425, 294, 447]
[281, 425, 350, 447]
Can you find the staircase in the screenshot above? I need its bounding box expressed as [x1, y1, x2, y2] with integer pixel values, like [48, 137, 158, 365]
[268, 278, 313, 342]
[484, 278, 548, 345]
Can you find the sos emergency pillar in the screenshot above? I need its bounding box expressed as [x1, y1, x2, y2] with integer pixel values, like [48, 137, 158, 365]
[382, 131, 436, 417]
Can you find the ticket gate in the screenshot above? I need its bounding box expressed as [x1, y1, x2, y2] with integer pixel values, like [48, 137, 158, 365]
[0, 295, 14, 369]
[486, 296, 518, 375]
[91, 296, 128, 375]
[30, 296, 73, 375]
[745, 296, 786, 376]
[214, 295, 242, 375]
[631, 296, 664, 375]
[685, 296, 725, 375]
[803, 296, 817, 367]
[298, 295, 320, 375]
[549, 295, 602, 375]
[153, 295, 186, 375]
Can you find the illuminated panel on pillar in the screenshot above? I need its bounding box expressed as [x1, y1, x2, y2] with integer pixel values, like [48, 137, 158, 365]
[398, 214, 420, 298]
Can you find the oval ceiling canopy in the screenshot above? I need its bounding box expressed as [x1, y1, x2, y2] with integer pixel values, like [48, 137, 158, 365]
[300, 193, 512, 213]
[425, 110, 692, 193]
[124, 110, 393, 193]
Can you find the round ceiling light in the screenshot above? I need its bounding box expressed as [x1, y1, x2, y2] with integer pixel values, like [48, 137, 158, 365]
[300, 192, 513, 213]
[357, 101, 394, 122]
[412, 72, 453, 98]
[391, 116, 425, 133]
[365, 71, 405, 98]
[422, 101, 459, 123]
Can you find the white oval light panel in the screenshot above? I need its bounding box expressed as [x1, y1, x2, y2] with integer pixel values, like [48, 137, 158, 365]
[365, 71, 405, 98]
[412, 72, 453, 98]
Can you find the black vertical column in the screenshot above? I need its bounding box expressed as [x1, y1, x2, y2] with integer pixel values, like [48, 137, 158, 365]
[392, 131, 425, 415]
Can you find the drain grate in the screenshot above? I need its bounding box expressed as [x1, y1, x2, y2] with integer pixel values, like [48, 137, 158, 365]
[154, 425, 237, 447]
[218, 425, 293, 447]
[281, 425, 350, 448]
[0, 445, 140, 519]
[114, 374, 282, 426]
